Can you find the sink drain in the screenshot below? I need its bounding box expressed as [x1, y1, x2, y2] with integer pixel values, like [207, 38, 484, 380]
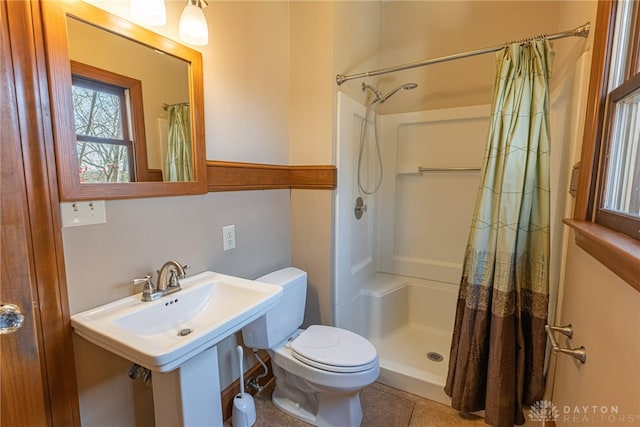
[426, 352, 444, 362]
[178, 328, 192, 337]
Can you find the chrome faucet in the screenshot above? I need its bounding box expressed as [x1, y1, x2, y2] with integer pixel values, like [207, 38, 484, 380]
[157, 260, 188, 291]
[132, 260, 189, 302]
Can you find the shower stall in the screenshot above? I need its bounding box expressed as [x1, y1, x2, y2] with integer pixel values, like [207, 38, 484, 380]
[335, 92, 489, 403]
[333, 50, 590, 404]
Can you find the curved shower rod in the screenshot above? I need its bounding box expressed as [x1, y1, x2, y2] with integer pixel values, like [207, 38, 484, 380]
[336, 22, 590, 86]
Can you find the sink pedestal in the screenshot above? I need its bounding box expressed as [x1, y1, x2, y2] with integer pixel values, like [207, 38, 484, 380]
[152, 345, 222, 426]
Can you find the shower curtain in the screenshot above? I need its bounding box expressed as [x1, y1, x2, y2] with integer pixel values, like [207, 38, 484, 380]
[445, 39, 553, 427]
[165, 104, 193, 181]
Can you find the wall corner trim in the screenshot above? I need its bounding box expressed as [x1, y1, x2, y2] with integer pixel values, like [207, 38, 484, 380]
[206, 160, 337, 192]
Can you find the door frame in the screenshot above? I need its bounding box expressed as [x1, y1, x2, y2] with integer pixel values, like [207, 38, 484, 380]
[3, 0, 80, 424]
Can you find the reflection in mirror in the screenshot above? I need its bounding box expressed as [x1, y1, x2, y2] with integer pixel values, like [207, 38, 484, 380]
[71, 61, 145, 183]
[67, 17, 191, 183]
[42, 0, 206, 200]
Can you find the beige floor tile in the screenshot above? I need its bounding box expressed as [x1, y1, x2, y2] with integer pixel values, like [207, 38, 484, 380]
[408, 399, 480, 427]
[369, 382, 427, 404]
[226, 381, 485, 427]
[360, 385, 414, 427]
[371, 382, 482, 427]
[252, 383, 310, 427]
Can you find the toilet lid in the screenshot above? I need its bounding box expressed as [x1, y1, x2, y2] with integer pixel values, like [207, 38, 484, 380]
[290, 325, 378, 373]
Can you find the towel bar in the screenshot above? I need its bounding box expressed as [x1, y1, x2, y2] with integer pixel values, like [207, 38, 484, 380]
[418, 166, 481, 173]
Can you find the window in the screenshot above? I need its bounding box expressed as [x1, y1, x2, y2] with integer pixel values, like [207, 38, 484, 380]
[70, 61, 149, 183]
[597, 74, 640, 235]
[594, 0, 640, 240]
[568, 0, 640, 290]
[72, 74, 134, 183]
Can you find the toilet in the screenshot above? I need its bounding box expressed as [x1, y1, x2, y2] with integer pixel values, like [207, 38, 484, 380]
[241, 267, 379, 427]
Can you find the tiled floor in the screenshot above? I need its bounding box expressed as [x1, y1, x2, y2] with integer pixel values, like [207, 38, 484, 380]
[231, 380, 484, 427]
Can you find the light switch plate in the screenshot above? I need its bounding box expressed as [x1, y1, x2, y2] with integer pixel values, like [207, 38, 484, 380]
[61, 201, 107, 228]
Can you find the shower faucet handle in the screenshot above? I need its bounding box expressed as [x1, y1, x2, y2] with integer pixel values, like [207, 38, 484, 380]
[354, 197, 368, 220]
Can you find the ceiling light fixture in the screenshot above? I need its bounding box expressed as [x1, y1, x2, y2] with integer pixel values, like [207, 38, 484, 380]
[130, 0, 167, 26]
[179, 0, 209, 47]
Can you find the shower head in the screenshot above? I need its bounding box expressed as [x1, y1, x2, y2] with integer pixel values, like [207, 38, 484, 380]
[376, 82, 418, 104]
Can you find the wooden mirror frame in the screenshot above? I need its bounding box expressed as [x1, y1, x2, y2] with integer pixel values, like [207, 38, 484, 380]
[41, 0, 206, 201]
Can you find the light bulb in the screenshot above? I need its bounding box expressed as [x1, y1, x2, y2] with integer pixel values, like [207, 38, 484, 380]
[130, 0, 167, 26]
[179, 3, 209, 46]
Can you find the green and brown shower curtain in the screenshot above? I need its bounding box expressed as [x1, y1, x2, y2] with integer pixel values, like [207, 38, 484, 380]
[165, 104, 193, 182]
[445, 39, 553, 427]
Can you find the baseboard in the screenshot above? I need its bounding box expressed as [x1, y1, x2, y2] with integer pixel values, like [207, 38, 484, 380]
[220, 353, 273, 422]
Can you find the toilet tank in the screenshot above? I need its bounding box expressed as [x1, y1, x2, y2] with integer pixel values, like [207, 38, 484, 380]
[241, 267, 307, 349]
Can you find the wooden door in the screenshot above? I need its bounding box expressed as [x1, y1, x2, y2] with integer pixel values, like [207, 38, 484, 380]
[1, 1, 79, 425]
[1, 2, 50, 424]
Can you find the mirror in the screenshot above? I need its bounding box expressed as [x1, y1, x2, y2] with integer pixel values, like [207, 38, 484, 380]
[42, 0, 206, 200]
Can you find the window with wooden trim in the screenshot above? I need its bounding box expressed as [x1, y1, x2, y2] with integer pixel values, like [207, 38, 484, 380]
[72, 74, 133, 182]
[70, 61, 150, 183]
[568, 0, 640, 290]
[597, 73, 640, 237]
[594, 0, 640, 240]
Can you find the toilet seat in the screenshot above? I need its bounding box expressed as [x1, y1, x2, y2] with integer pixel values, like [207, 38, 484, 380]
[289, 325, 378, 373]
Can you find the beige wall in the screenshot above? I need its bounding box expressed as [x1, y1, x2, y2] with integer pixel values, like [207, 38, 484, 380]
[553, 240, 640, 425]
[289, 1, 383, 325]
[205, 1, 290, 163]
[289, 2, 334, 326]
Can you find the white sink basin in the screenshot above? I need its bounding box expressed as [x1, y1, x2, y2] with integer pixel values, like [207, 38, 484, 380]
[71, 271, 282, 372]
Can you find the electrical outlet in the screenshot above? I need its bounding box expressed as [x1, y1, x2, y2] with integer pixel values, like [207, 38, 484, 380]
[222, 225, 236, 251]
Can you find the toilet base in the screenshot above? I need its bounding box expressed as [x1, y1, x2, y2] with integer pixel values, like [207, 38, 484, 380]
[272, 385, 363, 427]
[272, 394, 316, 425]
[316, 389, 363, 427]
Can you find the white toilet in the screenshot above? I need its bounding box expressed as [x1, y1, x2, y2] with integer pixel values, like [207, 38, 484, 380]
[241, 267, 379, 427]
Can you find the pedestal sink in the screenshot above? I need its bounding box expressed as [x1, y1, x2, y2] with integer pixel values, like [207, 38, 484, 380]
[71, 271, 283, 426]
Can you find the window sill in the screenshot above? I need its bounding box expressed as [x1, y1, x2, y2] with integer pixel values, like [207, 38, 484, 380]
[564, 219, 640, 292]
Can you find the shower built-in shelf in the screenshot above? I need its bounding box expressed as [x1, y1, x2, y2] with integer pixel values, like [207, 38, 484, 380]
[395, 166, 481, 175]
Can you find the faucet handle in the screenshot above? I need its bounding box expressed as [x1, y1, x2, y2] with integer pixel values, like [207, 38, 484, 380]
[168, 264, 190, 287]
[132, 274, 153, 286]
[168, 270, 180, 288]
[132, 275, 155, 299]
[179, 264, 190, 278]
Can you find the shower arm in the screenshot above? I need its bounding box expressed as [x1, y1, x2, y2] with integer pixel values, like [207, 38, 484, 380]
[336, 22, 590, 85]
